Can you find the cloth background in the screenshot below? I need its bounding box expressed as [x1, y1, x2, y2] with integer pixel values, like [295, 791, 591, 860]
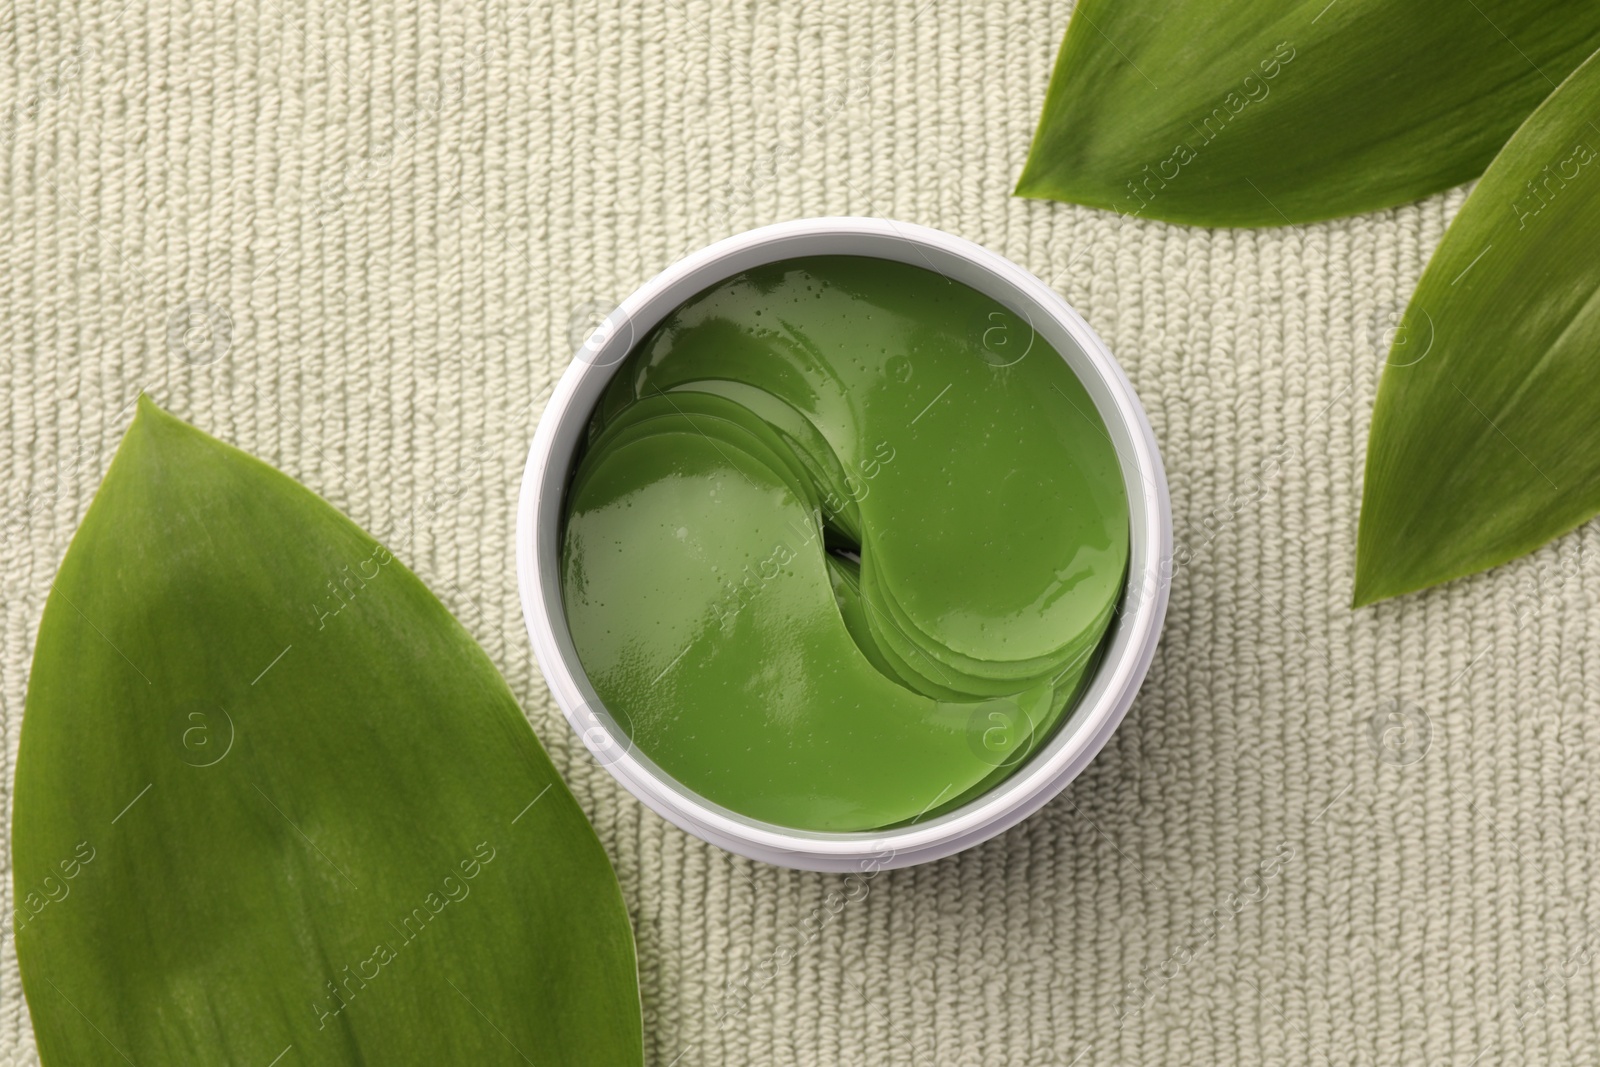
[3, 0, 1597, 1063]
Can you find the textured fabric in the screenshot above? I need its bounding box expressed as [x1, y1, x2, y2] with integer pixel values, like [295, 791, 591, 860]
[2, 0, 1597, 1063]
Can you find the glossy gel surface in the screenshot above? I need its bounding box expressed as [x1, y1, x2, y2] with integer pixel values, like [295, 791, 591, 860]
[561, 256, 1129, 831]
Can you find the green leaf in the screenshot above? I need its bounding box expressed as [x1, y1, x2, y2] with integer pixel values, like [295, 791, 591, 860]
[1016, 0, 1600, 226]
[1355, 50, 1600, 605]
[13, 399, 642, 1065]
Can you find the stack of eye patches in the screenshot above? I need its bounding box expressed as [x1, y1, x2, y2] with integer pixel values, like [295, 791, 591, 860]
[562, 256, 1129, 831]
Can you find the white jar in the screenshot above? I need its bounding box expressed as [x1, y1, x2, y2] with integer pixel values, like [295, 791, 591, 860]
[517, 217, 1171, 871]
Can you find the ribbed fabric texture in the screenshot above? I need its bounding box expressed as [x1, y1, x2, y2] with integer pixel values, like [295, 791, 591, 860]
[3, 0, 1598, 1063]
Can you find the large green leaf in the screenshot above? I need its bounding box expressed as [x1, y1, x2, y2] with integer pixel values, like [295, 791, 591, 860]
[13, 399, 641, 1064]
[1016, 0, 1600, 226]
[1355, 49, 1600, 605]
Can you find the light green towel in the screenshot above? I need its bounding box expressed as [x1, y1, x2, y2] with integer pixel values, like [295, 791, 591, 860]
[0, 0, 1590, 1062]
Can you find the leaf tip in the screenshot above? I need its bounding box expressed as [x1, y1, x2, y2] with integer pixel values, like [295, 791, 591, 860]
[127, 395, 201, 451]
[1350, 562, 1403, 609]
[132, 393, 172, 425]
[1012, 137, 1068, 199]
[119, 397, 214, 479]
